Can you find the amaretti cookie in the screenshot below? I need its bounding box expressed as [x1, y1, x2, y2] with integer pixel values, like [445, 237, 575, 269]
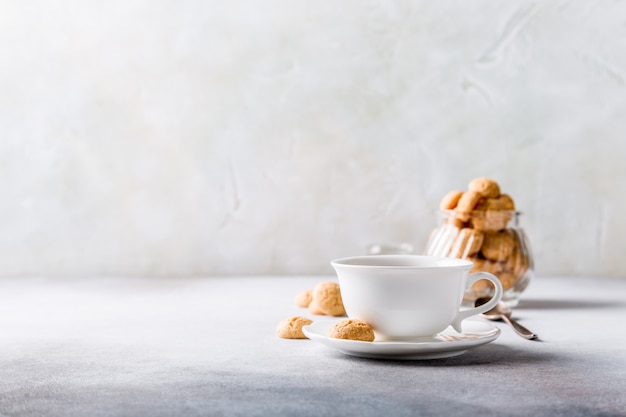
[329, 319, 375, 342]
[439, 190, 464, 210]
[276, 316, 313, 339]
[294, 289, 312, 308]
[307, 298, 325, 315]
[455, 191, 483, 221]
[312, 281, 346, 317]
[480, 230, 515, 261]
[468, 177, 501, 198]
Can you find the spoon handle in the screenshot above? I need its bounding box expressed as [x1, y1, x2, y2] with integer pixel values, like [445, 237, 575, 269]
[502, 315, 538, 340]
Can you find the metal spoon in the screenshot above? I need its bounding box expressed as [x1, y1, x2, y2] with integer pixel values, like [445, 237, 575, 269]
[476, 298, 539, 340]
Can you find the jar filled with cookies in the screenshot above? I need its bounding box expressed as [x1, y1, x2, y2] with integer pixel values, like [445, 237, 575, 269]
[425, 177, 534, 307]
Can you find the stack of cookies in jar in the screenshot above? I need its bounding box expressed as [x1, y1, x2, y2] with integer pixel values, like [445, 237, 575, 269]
[425, 177, 533, 304]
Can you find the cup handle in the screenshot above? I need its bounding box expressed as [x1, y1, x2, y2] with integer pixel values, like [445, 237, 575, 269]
[450, 272, 503, 333]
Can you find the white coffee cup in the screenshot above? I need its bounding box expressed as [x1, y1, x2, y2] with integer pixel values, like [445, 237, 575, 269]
[331, 255, 503, 340]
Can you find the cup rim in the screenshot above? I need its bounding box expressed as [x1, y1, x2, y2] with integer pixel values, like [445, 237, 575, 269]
[331, 254, 474, 269]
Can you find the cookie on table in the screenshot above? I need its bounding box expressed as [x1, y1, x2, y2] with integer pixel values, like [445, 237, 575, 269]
[312, 281, 346, 317]
[329, 319, 375, 342]
[276, 316, 313, 339]
[294, 289, 312, 308]
[308, 298, 326, 315]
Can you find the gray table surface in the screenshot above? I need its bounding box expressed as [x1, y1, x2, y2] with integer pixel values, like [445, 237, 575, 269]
[1, 274, 625, 417]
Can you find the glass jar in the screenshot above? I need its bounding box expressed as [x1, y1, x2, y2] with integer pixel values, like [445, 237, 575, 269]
[425, 210, 533, 307]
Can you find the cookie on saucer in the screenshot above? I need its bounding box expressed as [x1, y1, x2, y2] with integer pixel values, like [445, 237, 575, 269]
[329, 319, 375, 342]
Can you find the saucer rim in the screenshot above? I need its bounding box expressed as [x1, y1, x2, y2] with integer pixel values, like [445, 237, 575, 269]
[302, 319, 500, 360]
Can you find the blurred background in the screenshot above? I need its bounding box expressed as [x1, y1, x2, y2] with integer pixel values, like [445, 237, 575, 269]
[0, 0, 624, 278]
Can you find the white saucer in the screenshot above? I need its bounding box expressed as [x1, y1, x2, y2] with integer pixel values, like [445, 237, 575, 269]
[302, 319, 500, 360]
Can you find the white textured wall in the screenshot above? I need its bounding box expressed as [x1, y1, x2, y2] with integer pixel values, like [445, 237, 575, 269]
[1, 1, 625, 277]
